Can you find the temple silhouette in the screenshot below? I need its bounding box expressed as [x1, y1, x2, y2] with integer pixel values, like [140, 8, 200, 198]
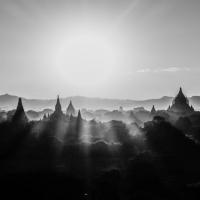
[11, 87, 195, 124]
[151, 105, 156, 114]
[12, 97, 28, 124]
[66, 100, 76, 116]
[12, 96, 79, 123]
[168, 87, 194, 114]
[50, 95, 66, 120]
[50, 97, 78, 120]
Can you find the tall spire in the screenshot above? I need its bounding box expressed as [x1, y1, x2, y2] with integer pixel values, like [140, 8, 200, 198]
[12, 98, 28, 124]
[17, 98, 23, 111]
[50, 95, 64, 120]
[178, 87, 184, 96]
[55, 95, 62, 113]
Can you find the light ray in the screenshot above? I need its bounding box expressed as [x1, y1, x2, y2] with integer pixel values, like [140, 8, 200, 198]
[111, 0, 139, 28]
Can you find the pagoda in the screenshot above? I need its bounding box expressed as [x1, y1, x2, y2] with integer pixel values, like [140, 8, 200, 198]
[168, 87, 194, 114]
[12, 98, 28, 124]
[66, 100, 76, 116]
[50, 96, 65, 120]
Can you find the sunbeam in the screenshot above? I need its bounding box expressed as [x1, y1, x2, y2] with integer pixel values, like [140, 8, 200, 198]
[113, 0, 139, 27]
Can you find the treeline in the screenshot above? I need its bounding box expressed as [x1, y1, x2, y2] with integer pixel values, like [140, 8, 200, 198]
[0, 117, 200, 199]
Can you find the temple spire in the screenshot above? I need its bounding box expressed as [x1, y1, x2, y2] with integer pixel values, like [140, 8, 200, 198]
[49, 95, 65, 120]
[178, 87, 183, 95]
[12, 98, 28, 124]
[168, 87, 194, 113]
[151, 105, 156, 114]
[55, 95, 62, 113]
[66, 100, 76, 116]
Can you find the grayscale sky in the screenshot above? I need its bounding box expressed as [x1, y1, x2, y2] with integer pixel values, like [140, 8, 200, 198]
[0, 0, 200, 99]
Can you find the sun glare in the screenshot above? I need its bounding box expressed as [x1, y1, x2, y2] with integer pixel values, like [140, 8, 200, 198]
[57, 30, 117, 87]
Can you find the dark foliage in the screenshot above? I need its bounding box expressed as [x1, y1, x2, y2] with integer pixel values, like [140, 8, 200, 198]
[1, 115, 200, 200]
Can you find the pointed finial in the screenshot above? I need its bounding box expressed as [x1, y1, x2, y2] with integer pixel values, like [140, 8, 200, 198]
[57, 95, 60, 102]
[17, 97, 24, 110]
[17, 97, 23, 107]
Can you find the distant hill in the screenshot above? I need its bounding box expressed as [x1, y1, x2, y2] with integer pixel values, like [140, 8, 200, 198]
[0, 94, 199, 111]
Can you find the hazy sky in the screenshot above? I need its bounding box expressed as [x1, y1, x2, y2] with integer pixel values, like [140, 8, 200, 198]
[0, 0, 200, 99]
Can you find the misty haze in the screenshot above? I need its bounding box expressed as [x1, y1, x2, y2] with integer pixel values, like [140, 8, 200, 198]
[1, 1, 200, 200]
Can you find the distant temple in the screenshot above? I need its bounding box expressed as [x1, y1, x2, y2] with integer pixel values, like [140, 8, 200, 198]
[151, 105, 156, 114]
[12, 98, 28, 124]
[168, 87, 194, 114]
[46, 97, 78, 121]
[50, 96, 65, 120]
[66, 100, 76, 116]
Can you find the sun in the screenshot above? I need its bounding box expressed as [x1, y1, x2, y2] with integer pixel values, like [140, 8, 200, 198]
[57, 30, 117, 88]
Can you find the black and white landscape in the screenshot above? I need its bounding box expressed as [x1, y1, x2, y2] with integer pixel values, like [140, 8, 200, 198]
[1, 1, 200, 200]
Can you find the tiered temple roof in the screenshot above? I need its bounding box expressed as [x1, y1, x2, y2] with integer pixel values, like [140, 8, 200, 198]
[50, 96, 65, 120]
[168, 87, 194, 114]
